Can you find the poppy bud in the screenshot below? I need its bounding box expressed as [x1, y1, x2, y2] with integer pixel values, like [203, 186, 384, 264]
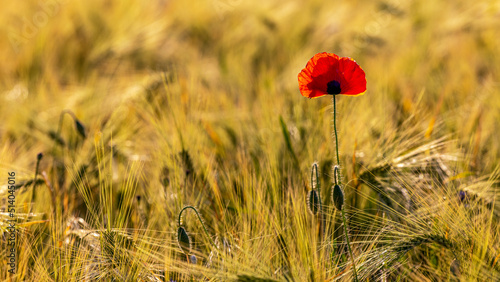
[307, 190, 321, 215]
[458, 190, 467, 203]
[332, 184, 344, 211]
[48, 130, 65, 146]
[37, 152, 43, 161]
[75, 119, 86, 138]
[177, 226, 191, 254]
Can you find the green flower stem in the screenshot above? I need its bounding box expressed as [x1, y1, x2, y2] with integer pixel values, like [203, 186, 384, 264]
[311, 163, 324, 241]
[333, 97, 341, 172]
[58, 110, 72, 137]
[333, 95, 359, 282]
[30, 153, 42, 212]
[50, 110, 73, 190]
[54, 110, 75, 148]
[178, 205, 217, 250]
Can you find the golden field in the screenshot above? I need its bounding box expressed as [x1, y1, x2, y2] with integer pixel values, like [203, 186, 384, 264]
[1, 0, 500, 280]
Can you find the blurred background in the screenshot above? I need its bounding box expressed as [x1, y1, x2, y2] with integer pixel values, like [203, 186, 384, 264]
[1, 0, 500, 280]
[2, 0, 500, 169]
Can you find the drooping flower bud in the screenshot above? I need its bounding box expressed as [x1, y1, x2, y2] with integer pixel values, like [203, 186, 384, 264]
[332, 184, 344, 211]
[177, 226, 191, 254]
[75, 119, 87, 139]
[307, 190, 321, 215]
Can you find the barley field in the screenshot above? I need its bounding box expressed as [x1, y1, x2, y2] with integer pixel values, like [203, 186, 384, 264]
[1, 0, 500, 281]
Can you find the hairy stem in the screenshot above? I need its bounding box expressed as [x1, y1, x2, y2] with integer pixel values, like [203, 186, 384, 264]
[31, 153, 42, 211]
[311, 163, 324, 241]
[333, 95, 359, 282]
[178, 205, 217, 249]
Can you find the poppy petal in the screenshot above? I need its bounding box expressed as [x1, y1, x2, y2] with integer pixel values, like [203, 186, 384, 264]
[337, 57, 366, 95]
[298, 52, 366, 98]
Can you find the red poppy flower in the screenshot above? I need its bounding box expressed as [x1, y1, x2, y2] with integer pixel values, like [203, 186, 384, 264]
[298, 52, 366, 98]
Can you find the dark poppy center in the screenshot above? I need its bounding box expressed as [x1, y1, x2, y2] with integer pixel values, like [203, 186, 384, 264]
[327, 80, 341, 94]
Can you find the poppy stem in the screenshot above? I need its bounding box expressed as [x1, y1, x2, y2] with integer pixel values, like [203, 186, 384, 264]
[333, 95, 359, 282]
[178, 206, 218, 250]
[333, 96, 340, 169]
[30, 153, 43, 213]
